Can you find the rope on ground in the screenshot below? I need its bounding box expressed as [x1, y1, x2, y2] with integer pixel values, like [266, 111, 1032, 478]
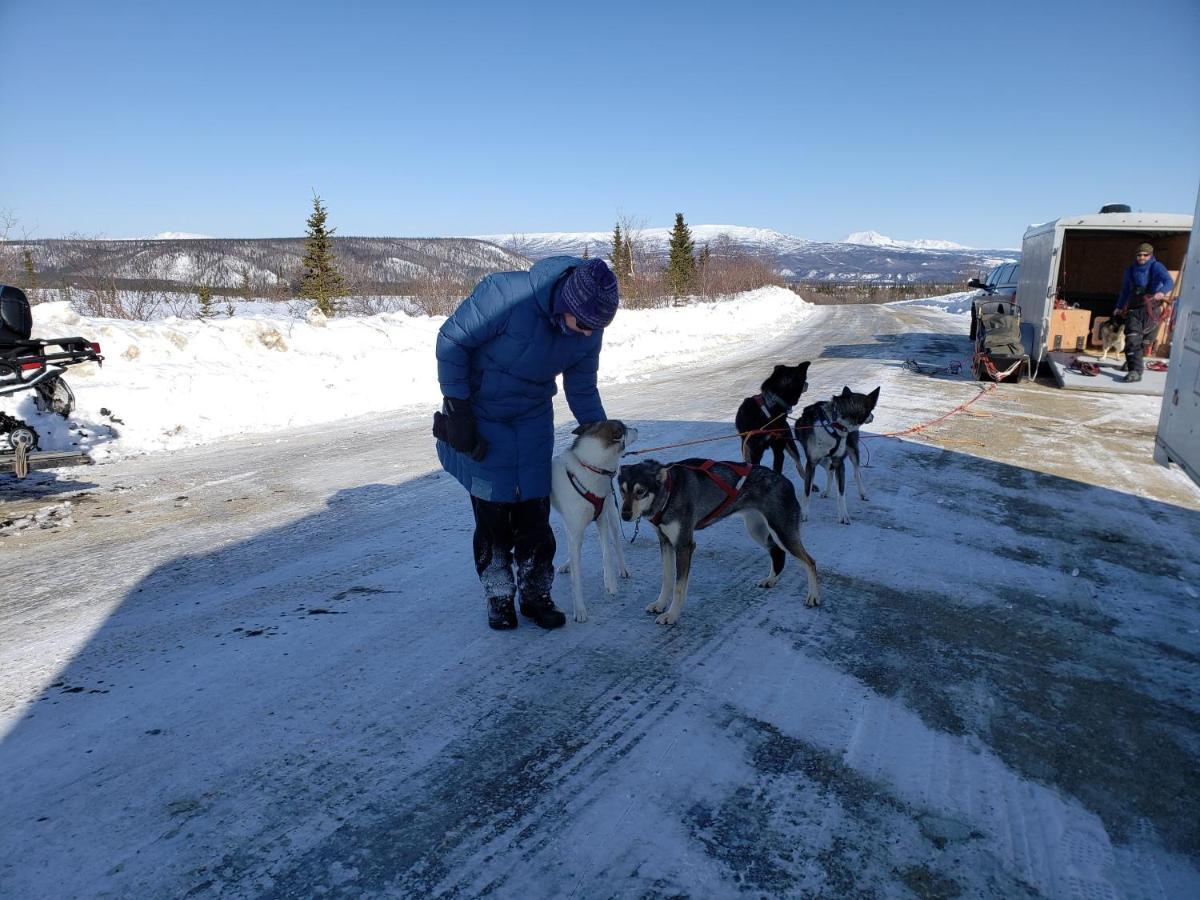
[872, 383, 998, 440]
[624, 382, 1001, 458]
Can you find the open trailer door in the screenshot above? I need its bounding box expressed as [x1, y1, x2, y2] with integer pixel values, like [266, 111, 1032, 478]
[1155, 188, 1200, 487]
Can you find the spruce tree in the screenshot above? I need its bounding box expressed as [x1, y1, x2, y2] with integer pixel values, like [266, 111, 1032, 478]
[609, 222, 625, 280]
[667, 212, 696, 297]
[196, 284, 216, 319]
[299, 193, 347, 316]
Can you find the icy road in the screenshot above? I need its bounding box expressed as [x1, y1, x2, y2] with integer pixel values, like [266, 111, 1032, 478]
[2, 303, 1199, 898]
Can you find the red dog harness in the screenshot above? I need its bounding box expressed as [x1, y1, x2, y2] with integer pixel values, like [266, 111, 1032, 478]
[649, 460, 754, 530]
[566, 459, 615, 522]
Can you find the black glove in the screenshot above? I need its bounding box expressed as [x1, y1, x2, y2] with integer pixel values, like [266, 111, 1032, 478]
[1111, 309, 1126, 324]
[433, 397, 487, 461]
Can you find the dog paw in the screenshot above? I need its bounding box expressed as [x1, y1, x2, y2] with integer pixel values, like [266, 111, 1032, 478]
[805, 593, 821, 608]
[645, 599, 667, 614]
[618, 566, 630, 579]
[655, 610, 680, 625]
[859, 494, 869, 502]
[758, 575, 779, 589]
[800, 511, 809, 523]
[556, 561, 571, 574]
[574, 608, 588, 623]
[838, 514, 852, 525]
[604, 581, 619, 596]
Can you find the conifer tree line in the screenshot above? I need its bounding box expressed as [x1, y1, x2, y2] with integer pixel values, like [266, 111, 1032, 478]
[605, 211, 780, 307]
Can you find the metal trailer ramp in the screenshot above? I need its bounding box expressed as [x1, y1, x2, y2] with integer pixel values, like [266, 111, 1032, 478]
[1046, 350, 1168, 395]
[1, 450, 93, 477]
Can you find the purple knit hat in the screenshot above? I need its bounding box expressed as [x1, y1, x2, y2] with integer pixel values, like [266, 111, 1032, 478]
[556, 259, 619, 329]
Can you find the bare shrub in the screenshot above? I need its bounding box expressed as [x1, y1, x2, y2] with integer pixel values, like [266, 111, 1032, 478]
[694, 234, 783, 298]
[407, 274, 478, 317]
[343, 295, 418, 316]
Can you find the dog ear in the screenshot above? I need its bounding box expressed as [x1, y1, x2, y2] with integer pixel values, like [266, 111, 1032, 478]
[841, 386, 852, 396]
[797, 361, 811, 376]
[656, 466, 670, 484]
[866, 386, 881, 409]
[572, 423, 588, 435]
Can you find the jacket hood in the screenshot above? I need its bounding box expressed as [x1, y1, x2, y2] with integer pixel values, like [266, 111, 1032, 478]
[528, 256, 582, 316]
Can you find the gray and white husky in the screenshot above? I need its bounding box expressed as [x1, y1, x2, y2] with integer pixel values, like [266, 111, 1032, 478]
[551, 420, 638, 623]
[794, 386, 880, 525]
[618, 458, 820, 625]
[1098, 318, 1126, 362]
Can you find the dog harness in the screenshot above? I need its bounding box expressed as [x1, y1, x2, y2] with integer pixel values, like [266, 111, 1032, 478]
[567, 458, 615, 522]
[815, 404, 846, 439]
[648, 460, 754, 531]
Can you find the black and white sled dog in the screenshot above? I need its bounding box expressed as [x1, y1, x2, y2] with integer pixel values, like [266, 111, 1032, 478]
[735, 361, 811, 473]
[794, 386, 880, 525]
[618, 458, 820, 625]
[551, 420, 638, 623]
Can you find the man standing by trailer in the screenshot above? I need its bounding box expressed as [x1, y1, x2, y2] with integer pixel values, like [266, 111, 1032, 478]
[1112, 242, 1174, 383]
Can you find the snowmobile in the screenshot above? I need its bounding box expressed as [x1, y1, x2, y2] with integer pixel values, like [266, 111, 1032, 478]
[1, 284, 104, 478]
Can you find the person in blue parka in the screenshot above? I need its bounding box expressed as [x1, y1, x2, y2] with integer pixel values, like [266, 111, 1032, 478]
[1112, 242, 1174, 383]
[434, 256, 619, 630]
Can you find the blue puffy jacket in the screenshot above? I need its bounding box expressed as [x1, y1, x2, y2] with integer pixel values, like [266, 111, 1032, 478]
[435, 256, 607, 502]
[1116, 256, 1174, 311]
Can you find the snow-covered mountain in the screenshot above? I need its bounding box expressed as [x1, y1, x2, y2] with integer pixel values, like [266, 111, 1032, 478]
[4, 224, 1016, 291]
[473, 224, 1014, 284]
[149, 231, 213, 240]
[843, 230, 971, 251]
[1, 237, 531, 291]
[471, 224, 813, 259]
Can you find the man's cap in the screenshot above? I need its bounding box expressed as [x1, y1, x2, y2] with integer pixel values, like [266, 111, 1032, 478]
[1136, 242, 1154, 254]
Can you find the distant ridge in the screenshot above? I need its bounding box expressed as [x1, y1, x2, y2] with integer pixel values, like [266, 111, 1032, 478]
[472, 224, 1015, 284]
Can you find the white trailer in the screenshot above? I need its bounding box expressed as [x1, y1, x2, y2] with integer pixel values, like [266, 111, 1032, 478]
[1016, 209, 1192, 374]
[1155, 187, 1200, 487]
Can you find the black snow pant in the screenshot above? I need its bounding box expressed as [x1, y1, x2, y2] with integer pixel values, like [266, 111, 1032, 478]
[470, 495, 556, 604]
[1123, 303, 1150, 375]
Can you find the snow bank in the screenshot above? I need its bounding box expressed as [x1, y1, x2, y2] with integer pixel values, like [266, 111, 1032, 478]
[3, 288, 812, 461]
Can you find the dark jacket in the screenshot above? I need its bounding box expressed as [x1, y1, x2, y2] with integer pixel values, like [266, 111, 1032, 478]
[435, 256, 606, 502]
[1116, 256, 1174, 311]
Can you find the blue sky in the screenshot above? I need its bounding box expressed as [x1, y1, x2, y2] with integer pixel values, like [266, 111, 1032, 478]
[1, 0, 1197, 248]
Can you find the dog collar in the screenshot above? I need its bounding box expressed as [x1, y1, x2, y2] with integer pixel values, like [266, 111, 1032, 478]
[817, 404, 846, 437]
[757, 390, 792, 415]
[576, 459, 616, 477]
[647, 469, 674, 527]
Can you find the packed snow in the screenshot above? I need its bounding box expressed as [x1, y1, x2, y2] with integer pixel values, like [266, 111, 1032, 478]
[2, 286, 1198, 898]
[1, 287, 815, 461]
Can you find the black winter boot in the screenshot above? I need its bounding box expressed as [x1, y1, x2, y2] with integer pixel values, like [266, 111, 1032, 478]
[488, 596, 518, 630]
[519, 595, 566, 629]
